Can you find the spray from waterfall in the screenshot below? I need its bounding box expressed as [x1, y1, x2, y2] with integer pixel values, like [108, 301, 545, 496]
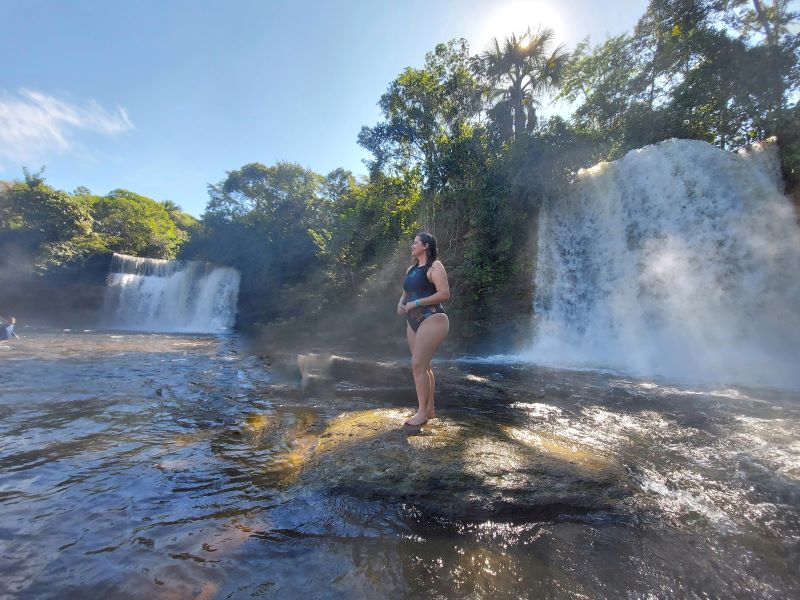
[103, 254, 240, 333]
[526, 138, 800, 387]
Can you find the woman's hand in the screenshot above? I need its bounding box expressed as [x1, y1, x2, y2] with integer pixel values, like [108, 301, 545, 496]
[397, 303, 407, 316]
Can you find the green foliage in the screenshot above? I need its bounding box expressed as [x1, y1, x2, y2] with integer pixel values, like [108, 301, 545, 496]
[161, 200, 199, 235]
[89, 189, 187, 258]
[0, 170, 94, 272]
[358, 39, 486, 192]
[558, 35, 637, 140]
[17, 169, 92, 243]
[330, 170, 420, 277]
[480, 26, 569, 139]
[723, 0, 798, 48]
[0, 170, 195, 284]
[668, 31, 784, 148]
[186, 162, 330, 322]
[557, 0, 798, 154]
[776, 104, 800, 191]
[185, 159, 422, 324]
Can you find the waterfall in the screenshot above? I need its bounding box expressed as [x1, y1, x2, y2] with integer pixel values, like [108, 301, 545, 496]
[104, 254, 240, 333]
[527, 138, 800, 387]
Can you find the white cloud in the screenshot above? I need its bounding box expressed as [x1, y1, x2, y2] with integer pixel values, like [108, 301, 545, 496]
[0, 89, 133, 165]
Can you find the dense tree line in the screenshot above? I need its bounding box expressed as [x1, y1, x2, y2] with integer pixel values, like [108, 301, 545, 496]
[1, 0, 797, 341]
[0, 169, 196, 275]
[179, 162, 418, 323]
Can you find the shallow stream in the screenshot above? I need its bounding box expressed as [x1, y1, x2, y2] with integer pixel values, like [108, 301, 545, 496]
[1, 330, 798, 598]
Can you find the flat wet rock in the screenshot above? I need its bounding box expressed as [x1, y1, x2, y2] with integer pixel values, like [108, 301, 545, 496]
[297, 408, 634, 520]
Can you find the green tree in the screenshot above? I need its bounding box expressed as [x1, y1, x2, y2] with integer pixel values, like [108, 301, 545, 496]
[327, 170, 420, 285]
[725, 1, 799, 127]
[480, 27, 569, 138]
[358, 39, 485, 193]
[90, 189, 186, 258]
[192, 162, 331, 322]
[558, 35, 639, 150]
[161, 200, 199, 235]
[724, 0, 798, 47]
[0, 169, 95, 272]
[559, 0, 797, 152]
[669, 29, 787, 148]
[630, 0, 717, 109]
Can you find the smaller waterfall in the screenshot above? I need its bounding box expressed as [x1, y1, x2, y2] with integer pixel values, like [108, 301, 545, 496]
[104, 254, 240, 333]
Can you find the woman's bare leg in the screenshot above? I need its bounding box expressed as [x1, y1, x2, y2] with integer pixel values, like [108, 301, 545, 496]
[427, 368, 436, 419]
[406, 323, 416, 353]
[406, 324, 430, 418]
[406, 314, 449, 426]
[410, 322, 438, 419]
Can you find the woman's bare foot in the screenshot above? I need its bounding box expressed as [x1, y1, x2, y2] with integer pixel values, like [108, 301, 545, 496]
[427, 409, 436, 419]
[404, 412, 428, 426]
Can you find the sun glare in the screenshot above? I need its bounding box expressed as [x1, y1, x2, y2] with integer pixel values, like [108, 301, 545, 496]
[479, 1, 567, 48]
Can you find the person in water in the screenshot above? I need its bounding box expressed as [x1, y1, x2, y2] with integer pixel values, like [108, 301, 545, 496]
[1, 316, 19, 341]
[397, 232, 450, 426]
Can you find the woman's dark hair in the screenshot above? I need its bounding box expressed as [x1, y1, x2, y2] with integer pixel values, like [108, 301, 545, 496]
[417, 232, 438, 266]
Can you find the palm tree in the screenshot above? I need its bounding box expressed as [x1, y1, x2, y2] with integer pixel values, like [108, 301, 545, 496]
[482, 26, 569, 138]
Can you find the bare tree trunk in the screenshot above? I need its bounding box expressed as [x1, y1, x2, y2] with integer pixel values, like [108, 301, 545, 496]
[751, 0, 776, 46]
[719, 104, 728, 150]
[513, 96, 526, 138]
[512, 70, 526, 137]
[526, 106, 538, 133]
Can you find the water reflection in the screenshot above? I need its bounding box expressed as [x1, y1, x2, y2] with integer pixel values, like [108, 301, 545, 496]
[0, 329, 798, 598]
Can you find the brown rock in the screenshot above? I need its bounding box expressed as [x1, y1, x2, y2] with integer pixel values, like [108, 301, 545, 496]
[297, 408, 634, 520]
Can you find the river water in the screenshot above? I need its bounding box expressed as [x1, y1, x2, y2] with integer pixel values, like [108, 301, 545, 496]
[1, 329, 798, 599]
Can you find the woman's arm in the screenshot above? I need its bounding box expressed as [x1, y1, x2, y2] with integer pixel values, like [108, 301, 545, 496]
[414, 261, 451, 306]
[397, 291, 408, 316]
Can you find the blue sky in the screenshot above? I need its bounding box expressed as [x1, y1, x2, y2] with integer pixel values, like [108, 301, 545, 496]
[1, 0, 648, 216]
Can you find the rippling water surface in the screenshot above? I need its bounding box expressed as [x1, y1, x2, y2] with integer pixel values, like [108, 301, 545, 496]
[1, 330, 798, 599]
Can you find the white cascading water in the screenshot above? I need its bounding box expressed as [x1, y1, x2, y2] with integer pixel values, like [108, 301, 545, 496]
[526, 138, 800, 387]
[104, 253, 240, 333]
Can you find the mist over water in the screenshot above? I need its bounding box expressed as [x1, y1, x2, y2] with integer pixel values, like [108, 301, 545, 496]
[527, 139, 800, 387]
[103, 253, 240, 333]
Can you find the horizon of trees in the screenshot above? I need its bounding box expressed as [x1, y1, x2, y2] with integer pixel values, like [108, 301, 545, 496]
[1, 0, 797, 339]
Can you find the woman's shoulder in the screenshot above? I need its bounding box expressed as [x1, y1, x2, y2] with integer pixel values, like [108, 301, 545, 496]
[427, 260, 446, 276]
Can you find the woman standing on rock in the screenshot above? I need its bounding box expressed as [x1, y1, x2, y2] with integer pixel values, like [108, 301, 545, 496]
[397, 232, 450, 427]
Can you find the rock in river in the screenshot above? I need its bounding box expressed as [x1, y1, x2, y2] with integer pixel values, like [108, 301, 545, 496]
[297, 408, 634, 520]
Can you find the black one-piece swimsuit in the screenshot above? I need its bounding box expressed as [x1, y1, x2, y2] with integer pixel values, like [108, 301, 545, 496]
[403, 263, 446, 332]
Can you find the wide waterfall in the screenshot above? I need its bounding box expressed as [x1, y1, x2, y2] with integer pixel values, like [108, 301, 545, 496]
[527, 138, 800, 387]
[104, 253, 240, 333]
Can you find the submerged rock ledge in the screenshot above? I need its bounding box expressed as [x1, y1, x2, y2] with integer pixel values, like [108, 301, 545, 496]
[297, 408, 634, 520]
